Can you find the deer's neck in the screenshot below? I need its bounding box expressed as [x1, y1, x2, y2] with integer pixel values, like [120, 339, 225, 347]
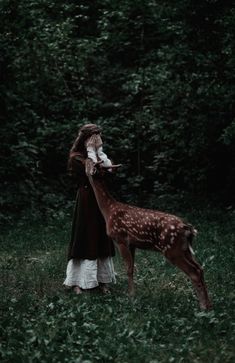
[88, 176, 115, 222]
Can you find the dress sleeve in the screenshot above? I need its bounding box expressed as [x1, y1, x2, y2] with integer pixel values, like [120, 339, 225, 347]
[70, 156, 87, 186]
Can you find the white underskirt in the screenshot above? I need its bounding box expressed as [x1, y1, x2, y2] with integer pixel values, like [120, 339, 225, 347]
[63, 257, 116, 289]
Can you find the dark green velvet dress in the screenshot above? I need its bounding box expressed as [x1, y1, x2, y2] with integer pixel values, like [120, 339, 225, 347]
[67, 155, 115, 261]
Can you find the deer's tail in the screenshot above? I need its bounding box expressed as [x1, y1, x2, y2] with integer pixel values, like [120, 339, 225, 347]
[182, 224, 198, 254]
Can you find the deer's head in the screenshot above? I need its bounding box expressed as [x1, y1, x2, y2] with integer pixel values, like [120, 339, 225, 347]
[85, 159, 122, 178]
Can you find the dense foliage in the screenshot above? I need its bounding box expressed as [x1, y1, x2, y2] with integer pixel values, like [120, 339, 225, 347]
[1, 0, 235, 218]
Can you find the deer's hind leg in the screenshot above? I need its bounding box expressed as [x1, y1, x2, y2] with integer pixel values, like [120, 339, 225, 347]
[184, 249, 212, 310]
[167, 249, 212, 310]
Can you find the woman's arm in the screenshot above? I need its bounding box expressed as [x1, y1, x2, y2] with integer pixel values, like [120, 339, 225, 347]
[97, 147, 112, 167]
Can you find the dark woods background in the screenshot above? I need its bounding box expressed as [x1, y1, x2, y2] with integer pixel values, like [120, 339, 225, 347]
[1, 0, 235, 221]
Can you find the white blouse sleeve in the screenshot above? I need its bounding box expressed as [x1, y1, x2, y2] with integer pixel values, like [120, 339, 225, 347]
[97, 146, 112, 167]
[86, 146, 98, 163]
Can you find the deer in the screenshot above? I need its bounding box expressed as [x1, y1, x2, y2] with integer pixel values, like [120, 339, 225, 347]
[85, 159, 212, 310]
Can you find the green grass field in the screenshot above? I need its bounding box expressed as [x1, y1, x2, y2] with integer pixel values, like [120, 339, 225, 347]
[0, 208, 234, 363]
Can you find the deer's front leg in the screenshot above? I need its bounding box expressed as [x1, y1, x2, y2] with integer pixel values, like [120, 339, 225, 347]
[118, 243, 135, 296]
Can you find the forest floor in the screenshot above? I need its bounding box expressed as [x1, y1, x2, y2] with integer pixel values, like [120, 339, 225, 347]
[0, 207, 234, 363]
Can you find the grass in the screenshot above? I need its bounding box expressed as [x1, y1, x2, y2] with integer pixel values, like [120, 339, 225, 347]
[0, 207, 234, 363]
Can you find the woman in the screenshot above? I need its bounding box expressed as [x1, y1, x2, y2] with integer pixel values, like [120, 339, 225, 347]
[63, 124, 116, 294]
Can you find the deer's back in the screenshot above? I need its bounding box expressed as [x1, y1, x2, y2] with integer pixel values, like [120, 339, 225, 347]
[107, 203, 196, 253]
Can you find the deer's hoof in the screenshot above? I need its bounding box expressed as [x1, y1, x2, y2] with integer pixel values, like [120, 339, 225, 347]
[128, 290, 135, 297]
[200, 301, 213, 310]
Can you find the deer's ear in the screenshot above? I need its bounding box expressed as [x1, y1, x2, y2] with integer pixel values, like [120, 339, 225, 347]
[85, 158, 96, 176]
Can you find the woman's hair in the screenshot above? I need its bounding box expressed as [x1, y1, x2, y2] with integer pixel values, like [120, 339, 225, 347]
[70, 124, 101, 154]
[68, 123, 101, 175]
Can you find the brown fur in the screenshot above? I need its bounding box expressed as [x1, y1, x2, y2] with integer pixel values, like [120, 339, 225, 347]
[87, 163, 212, 310]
